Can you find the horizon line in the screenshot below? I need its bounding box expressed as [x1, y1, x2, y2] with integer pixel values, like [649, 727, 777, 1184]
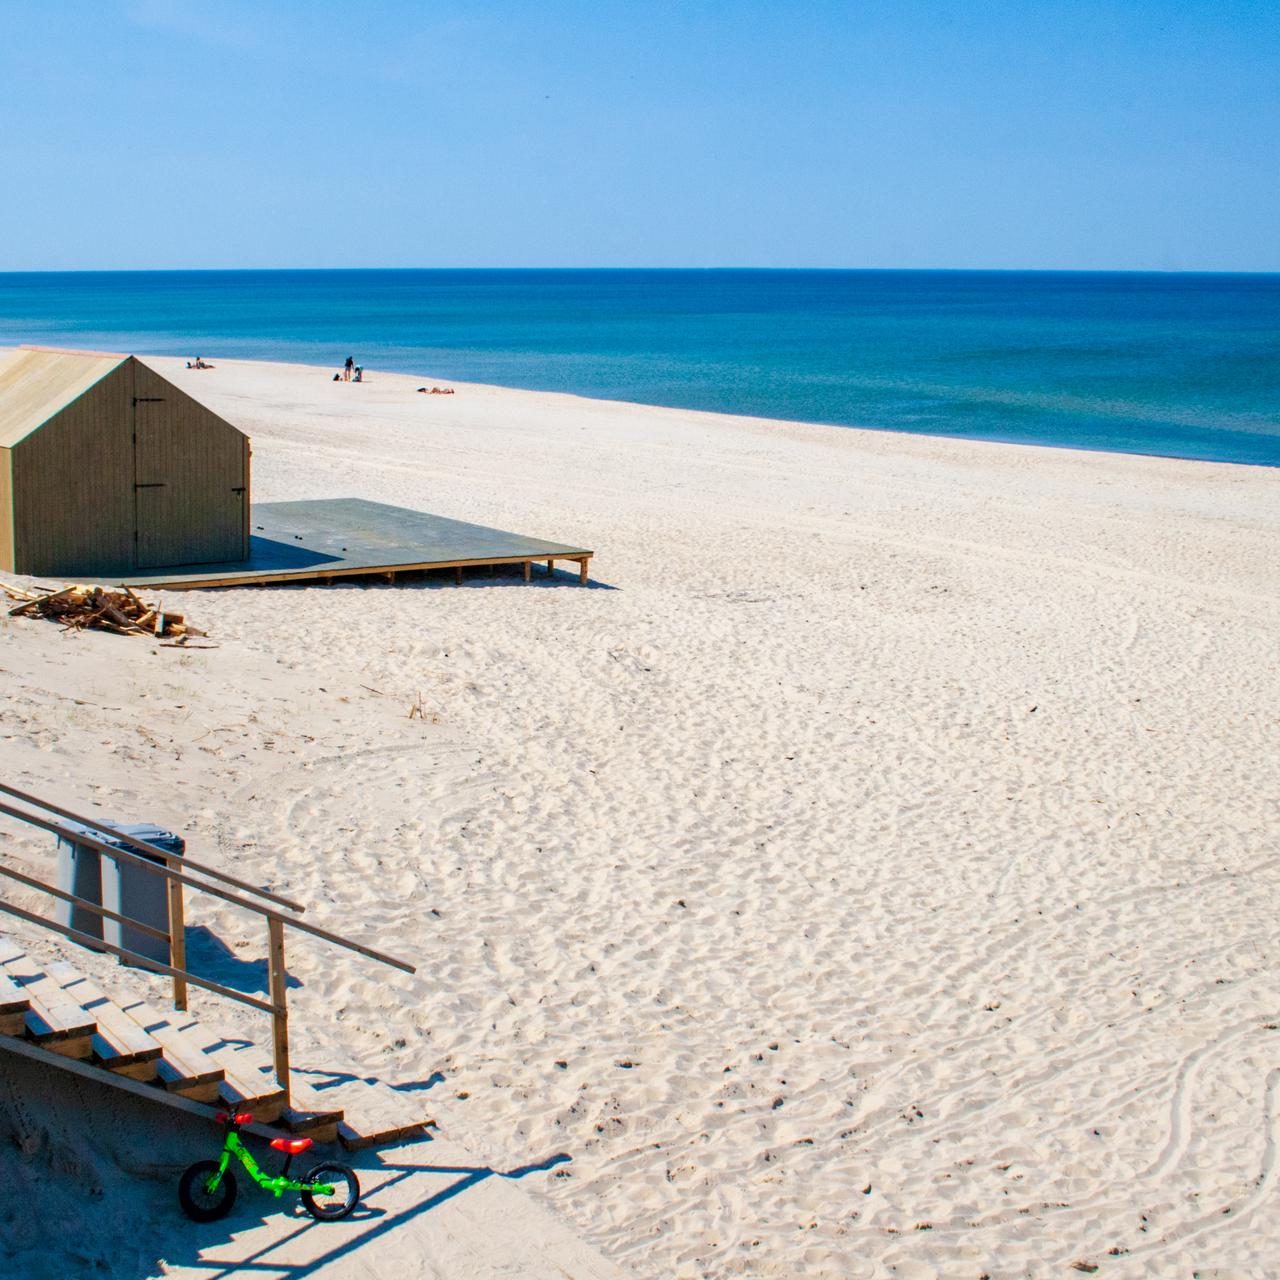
[2, 265, 1280, 277]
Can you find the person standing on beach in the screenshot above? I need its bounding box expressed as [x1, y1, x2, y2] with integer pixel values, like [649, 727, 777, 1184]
[344, 355, 355, 381]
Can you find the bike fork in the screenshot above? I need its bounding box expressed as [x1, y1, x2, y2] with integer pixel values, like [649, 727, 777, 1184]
[207, 1149, 232, 1191]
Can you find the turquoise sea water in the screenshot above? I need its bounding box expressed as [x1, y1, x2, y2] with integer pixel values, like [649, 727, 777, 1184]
[0, 269, 1277, 466]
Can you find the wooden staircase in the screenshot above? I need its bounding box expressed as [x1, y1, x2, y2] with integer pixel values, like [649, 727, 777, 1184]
[0, 935, 428, 1146]
[0, 783, 433, 1150]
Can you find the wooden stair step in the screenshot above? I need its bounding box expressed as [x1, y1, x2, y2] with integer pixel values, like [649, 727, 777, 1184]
[0, 945, 96, 1058]
[279, 1073, 345, 1143]
[45, 961, 162, 1082]
[326, 1078, 437, 1151]
[207, 1041, 287, 1124]
[284, 1068, 437, 1149]
[0, 967, 31, 1037]
[166, 1014, 344, 1135]
[123, 1004, 287, 1122]
[281, 1105, 343, 1144]
[115, 997, 225, 1102]
[191, 1039, 349, 1140]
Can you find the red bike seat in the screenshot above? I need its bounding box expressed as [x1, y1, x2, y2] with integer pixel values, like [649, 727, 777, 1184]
[270, 1137, 313, 1155]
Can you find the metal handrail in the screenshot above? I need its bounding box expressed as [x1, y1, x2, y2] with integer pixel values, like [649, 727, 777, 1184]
[0, 785, 417, 1106]
[0, 781, 304, 912]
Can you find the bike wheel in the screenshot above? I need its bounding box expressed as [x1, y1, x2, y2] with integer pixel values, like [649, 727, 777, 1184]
[300, 1161, 360, 1220]
[178, 1160, 238, 1222]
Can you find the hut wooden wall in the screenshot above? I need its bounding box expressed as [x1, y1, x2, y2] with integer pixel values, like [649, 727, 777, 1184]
[0, 448, 13, 571]
[132, 361, 249, 567]
[11, 360, 135, 575]
[4, 357, 250, 576]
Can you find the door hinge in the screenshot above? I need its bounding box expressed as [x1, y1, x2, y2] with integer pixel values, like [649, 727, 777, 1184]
[231, 487, 246, 494]
[134, 482, 167, 489]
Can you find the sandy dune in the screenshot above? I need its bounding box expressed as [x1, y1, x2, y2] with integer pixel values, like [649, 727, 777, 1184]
[2, 354, 1278, 1277]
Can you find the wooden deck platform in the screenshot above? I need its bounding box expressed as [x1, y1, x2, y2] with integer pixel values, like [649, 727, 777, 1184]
[115, 498, 593, 591]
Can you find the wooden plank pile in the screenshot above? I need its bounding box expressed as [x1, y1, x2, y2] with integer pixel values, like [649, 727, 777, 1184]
[0, 581, 207, 642]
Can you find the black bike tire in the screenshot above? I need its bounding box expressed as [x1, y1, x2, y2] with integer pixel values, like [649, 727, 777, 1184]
[299, 1161, 360, 1220]
[178, 1159, 238, 1222]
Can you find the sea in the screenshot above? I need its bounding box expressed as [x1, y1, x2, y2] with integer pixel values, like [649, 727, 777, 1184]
[1, 269, 1277, 467]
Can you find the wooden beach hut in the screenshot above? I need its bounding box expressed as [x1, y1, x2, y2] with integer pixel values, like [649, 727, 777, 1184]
[0, 347, 249, 576]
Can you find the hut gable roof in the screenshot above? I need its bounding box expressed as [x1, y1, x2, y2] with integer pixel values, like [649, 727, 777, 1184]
[0, 347, 129, 449]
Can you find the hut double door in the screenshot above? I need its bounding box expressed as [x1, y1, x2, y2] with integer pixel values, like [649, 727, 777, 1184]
[131, 364, 249, 568]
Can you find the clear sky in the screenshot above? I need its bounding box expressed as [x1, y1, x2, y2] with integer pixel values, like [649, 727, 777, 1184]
[1, 0, 1277, 271]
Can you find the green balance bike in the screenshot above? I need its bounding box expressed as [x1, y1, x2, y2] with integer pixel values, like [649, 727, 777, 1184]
[178, 1111, 360, 1222]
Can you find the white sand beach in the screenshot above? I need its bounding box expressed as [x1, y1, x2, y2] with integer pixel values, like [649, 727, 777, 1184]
[2, 355, 1278, 1277]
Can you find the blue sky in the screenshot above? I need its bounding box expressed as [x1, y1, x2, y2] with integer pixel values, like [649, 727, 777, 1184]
[1, 0, 1276, 270]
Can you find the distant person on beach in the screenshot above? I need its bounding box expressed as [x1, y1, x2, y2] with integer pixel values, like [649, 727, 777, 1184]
[353, 366, 363, 382]
[186, 357, 212, 369]
[416, 385, 455, 395]
[344, 356, 354, 381]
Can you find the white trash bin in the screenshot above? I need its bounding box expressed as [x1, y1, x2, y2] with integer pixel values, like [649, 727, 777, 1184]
[55, 821, 108, 949]
[86, 822, 185, 966]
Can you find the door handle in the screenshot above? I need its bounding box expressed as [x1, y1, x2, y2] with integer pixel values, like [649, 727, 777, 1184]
[134, 483, 167, 489]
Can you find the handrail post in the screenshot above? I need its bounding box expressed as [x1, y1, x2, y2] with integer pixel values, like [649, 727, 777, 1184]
[167, 873, 187, 1012]
[267, 917, 290, 1107]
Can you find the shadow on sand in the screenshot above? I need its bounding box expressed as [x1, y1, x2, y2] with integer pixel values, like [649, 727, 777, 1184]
[184, 925, 304, 997]
[162, 1143, 574, 1279]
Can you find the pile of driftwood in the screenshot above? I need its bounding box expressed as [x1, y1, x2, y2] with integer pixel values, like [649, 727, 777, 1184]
[1, 581, 208, 643]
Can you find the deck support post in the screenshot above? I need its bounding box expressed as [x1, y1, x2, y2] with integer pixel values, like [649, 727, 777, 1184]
[523, 561, 531, 583]
[267, 917, 290, 1105]
[455, 567, 463, 585]
[167, 875, 187, 1011]
[579, 558, 589, 585]
[546, 559, 555, 576]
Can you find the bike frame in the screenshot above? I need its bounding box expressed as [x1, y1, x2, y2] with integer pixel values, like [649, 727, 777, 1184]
[205, 1129, 335, 1200]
